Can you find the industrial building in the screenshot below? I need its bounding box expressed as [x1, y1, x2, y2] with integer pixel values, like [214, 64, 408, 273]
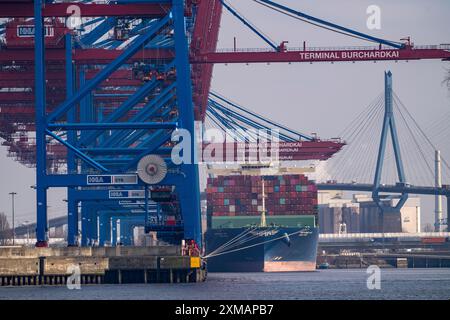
[318, 191, 421, 234]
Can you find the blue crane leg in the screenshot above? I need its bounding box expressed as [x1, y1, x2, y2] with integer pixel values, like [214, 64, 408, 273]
[66, 34, 79, 247]
[173, 0, 202, 245]
[81, 206, 92, 246]
[90, 211, 99, 246]
[34, 0, 48, 247]
[99, 213, 111, 246]
[120, 221, 131, 246]
[112, 218, 118, 246]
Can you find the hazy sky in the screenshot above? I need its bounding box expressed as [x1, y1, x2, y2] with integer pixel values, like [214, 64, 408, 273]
[0, 0, 449, 228]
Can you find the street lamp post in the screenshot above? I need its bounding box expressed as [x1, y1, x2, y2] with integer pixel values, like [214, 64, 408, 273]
[9, 192, 17, 245]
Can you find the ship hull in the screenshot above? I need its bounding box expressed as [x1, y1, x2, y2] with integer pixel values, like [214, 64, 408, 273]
[205, 227, 318, 272]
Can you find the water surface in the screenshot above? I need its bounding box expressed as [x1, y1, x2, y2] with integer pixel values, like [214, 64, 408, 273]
[0, 269, 448, 300]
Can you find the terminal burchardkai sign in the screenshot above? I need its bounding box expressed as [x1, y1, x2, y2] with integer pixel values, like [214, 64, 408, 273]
[298, 50, 400, 61]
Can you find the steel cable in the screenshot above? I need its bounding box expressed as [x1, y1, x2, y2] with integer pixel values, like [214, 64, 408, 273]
[394, 93, 450, 174]
[251, 0, 400, 46]
[325, 98, 383, 180]
[326, 97, 384, 183]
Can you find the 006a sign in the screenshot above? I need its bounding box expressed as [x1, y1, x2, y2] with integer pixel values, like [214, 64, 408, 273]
[109, 190, 145, 199]
[87, 175, 138, 186]
[17, 25, 55, 38]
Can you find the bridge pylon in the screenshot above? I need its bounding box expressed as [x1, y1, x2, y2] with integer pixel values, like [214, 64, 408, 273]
[372, 71, 409, 232]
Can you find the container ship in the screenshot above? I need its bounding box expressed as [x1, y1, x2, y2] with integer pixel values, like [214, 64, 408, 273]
[204, 165, 319, 272]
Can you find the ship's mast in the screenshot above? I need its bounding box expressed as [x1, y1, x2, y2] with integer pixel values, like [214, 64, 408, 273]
[261, 177, 267, 227]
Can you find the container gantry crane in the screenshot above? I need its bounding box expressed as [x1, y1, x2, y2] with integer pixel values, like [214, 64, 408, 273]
[0, 0, 448, 247]
[191, 0, 450, 71]
[1, 0, 205, 247]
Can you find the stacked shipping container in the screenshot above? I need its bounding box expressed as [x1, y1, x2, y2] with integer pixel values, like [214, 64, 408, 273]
[206, 174, 318, 217]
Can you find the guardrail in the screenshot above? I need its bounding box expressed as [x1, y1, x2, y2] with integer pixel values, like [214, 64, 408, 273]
[319, 232, 450, 239]
[214, 44, 450, 53]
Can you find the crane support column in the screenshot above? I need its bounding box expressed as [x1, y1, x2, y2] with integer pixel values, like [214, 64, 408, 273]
[99, 213, 111, 247]
[90, 212, 98, 246]
[66, 33, 79, 246]
[81, 205, 94, 246]
[112, 218, 118, 246]
[173, 0, 202, 245]
[34, 0, 48, 247]
[120, 221, 132, 246]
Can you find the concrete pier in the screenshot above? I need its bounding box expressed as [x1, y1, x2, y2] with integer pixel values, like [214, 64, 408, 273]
[317, 252, 450, 269]
[0, 246, 206, 286]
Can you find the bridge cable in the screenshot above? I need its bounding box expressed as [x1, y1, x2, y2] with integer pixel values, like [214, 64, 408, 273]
[324, 96, 384, 183]
[338, 93, 384, 139]
[350, 104, 385, 183]
[324, 96, 383, 180]
[394, 93, 450, 173]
